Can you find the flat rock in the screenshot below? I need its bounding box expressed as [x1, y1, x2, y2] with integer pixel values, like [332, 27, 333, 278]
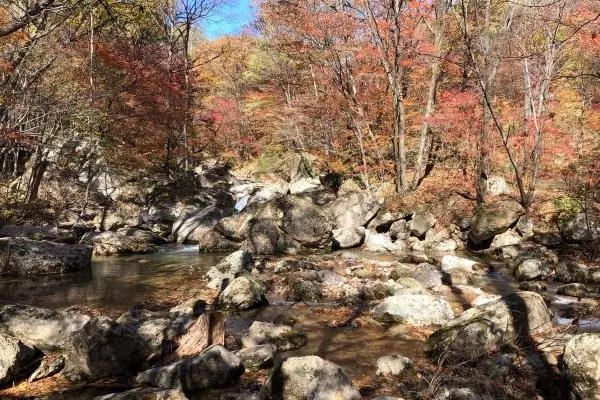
[372, 294, 454, 326]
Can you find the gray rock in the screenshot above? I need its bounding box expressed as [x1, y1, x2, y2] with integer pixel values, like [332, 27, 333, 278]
[236, 344, 276, 369]
[389, 219, 410, 241]
[469, 200, 525, 245]
[563, 333, 600, 400]
[136, 345, 243, 391]
[64, 316, 144, 381]
[0, 304, 91, 351]
[518, 281, 547, 292]
[490, 230, 522, 249]
[172, 204, 234, 244]
[516, 217, 534, 238]
[332, 227, 365, 249]
[436, 388, 481, 400]
[375, 355, 412, 376]
[555, 259, 591, 283]
[262, 356, 361, 400]
[440, 255, 482, 274]
[0, 333, 39, 387]
[329, 191, 382, 230]
[27, 355, 64, 382]
[85, 231, 157, 256]
[409, 209, 437, 238]
[206, 250, 254, 290]
[241, 321, 306, 351]
[0, 238, 92, 275]
[372, 294, 454, 326]
[514, 259, 551, 281]
[219, 276, 268, 310]
[556, 283, 591, 298]
[95, 388, 189, 400]
[559, 213, 599, 242]
[426, 292, 552, 360]
[486, 176, 509, 196]
[367, 211, 408, 232]
[364, 230, 405, 253]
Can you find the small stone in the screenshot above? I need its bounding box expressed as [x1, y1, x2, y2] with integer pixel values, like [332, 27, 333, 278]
[376, 355, 413, 376]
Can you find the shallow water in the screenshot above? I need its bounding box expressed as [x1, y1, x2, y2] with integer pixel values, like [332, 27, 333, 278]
[0, 246, 222, 315]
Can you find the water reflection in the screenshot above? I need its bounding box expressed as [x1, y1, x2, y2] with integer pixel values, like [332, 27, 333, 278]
[0, 246, 223, 314]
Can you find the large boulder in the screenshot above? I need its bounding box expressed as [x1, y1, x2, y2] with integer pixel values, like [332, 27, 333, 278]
[262, 356, 361, 400]
[236, 344, 276, 369]
[409, 209, 437, 238]
[332, 227, 365, 249]
[363, 230, 405, 254]
[426, 291, 552, 360]
[329, 191, 382, 230]
[559, 213, 599, 242]
[0, 333, 39, 387]
[218, 276, 268, 310]
[514, 259, 551, 281]
[83, 231, 157, 256]
[95, 388, 189, 400]
[64, 316, 145, 381]
[241, 321, 307, 351]
[136, 345, 243, 391]
[0, 304, 91, 351]
[0, 238, 91, 275]
[372, 294, 454, 326]
[205, 250, 254, 290]
[555, 259, 593, 283]
[172, 205, 233, 244]
[563, 333, 600, 399]
[468, 200, 525, 245]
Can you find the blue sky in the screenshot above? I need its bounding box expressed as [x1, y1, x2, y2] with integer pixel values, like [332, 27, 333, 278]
[202, 0, 255, 39]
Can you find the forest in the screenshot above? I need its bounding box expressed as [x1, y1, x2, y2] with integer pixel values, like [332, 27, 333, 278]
[0, 0, 599, 399]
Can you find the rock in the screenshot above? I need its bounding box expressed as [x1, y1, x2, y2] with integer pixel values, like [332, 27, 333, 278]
[432, 238, 458, 252]
[85, 231, 157, 256]
[64, 316, 144, 380]
[236, 344, 276, 369]
[288, 177, 322, 194]
[332, 227, 365, 249]
[169, 298, 207, 317]
[563, 333, 600, 399]
[0, 238, 92, 275]
[262, 356, 361, 400]
[172, 205, 233, 244]
[557, 283, 591, 298]
[367, 211, 410, 233]
[468, 199, 525, 245]
[0, 304, 91, 351]
[486, 176, 509, 196]
[364, 230, 405, 253]
[219, 276, 268, 310]
[241, 321, 306, 351]
[95, 388, 189, 400]
[289, 279, 322, 302]
[136, 345, 243, 391]
[410, 263, 443, 289]
[27, 355, 64, 382]
[206, 250, 254, 290]
[372, 294, 454, 326]
[0, 334, 39, 387]
[426, 292, 552, 360]
[214, 207, 258, 242]
[559, 213, 599, 242]
[490, 230, 522, 249]
[519, 281, 547, 292]
[514, 259, 551, 281]
[375, 355, 412, 376]
[440, 255, 482, 274]
[329, 191, 382, 230]
[436, 388, 481, 400]
[555, 259, 590, 283]
[442, 269, 473, 286]
[389, 219, 410, 241]
[274, 259, 318, 274]
[516, 217, 534, 238]
[409, 209, 437, 238]
[116, 228, 167, 245]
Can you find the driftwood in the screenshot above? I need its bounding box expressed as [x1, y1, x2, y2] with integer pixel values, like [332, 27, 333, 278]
[176, 304, 225, 358]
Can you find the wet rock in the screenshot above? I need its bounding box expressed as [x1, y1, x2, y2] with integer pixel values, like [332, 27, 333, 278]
[95, 388, 189, 400]
[84, 231, 157, 256]
[440, 255, 482, 274]
[556, 283, 591, 298]
[136, 345, 243, 391]
[563, 333, 600, 399]
[514, 259, 551, 281]
[409, 209, 437, 238]
[0, 334, 39, 387]
[27, 354, 64, 382]
[0, 238, 92, 275]
[490, 230, 522, 249]
[372, 294, 454, 326]
[375, 355, 412, 376]
[64, 316, 145, 381]
[468, 199, 525, 245]
[236, 344, 276, 369]
[329, 191, 382, 230]
[426, 291, 552, 360]
[0, 304, 91, 351]
[262, 355, 361, 400]
[555, 259, 591, 283]
[206, 250, 254, 290]
[559, 212, 599, 242]
[333, 227, 365, 249]
[218, 276, 268, 310]
[519, 281, 547, 292]
[241, 321, 307, 351]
